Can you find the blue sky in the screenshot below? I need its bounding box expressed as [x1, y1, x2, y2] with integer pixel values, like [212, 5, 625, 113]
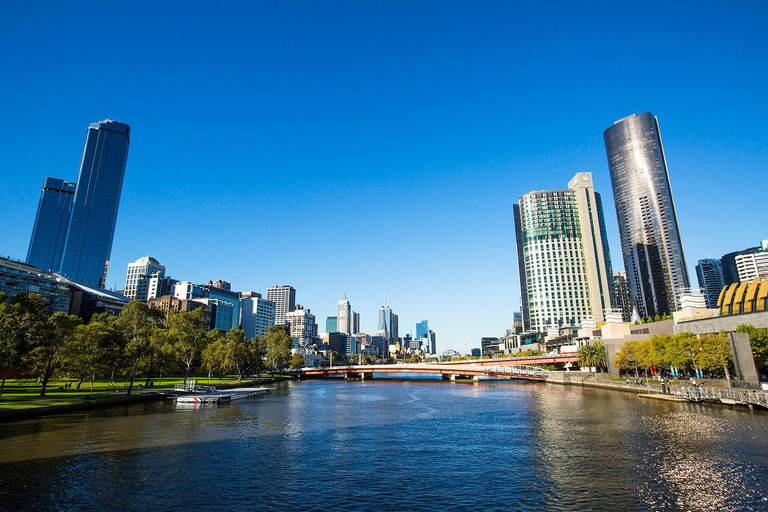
[2, 2, 767, 352]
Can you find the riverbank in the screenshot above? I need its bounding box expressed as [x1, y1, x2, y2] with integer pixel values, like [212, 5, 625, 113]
[545, 370, 767, 410]
[0, 375, 294, 422]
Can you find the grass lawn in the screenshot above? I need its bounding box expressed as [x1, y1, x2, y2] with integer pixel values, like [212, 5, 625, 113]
[0, 374, 283, 411]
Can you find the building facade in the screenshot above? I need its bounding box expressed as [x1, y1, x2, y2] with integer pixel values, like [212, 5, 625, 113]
[325, 316, 337, 333]
[59, 120, 131, 288]
[612, 271, 635, 322]
[241, 291, 276, 339]
[266, 285, 296, 326]
[514, 172, 614, 333]
[377, 303, 395, 347]
[734, 241, 768, 282]
[0, 257, 71, 313]
[696, 258, 725, 309]
[721, 246, 760, 285]
[337, 293, 351, 334]
[416, 320, 429, 340]
[26, 177, 76, 273]
[286, 307, 316, 348]
[603, 112, 690, 318]
[123, 256, 166, 300]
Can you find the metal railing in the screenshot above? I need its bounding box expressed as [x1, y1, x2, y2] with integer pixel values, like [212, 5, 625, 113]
[675, 386, 768, 408]
[173, 382, 217, 393]
[483, 365, 548, 378]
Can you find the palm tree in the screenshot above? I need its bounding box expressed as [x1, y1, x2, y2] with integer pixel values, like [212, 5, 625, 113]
[578, 341, 607, 372]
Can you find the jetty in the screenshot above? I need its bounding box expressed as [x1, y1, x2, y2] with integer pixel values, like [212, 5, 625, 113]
[172, 382, 271, 405]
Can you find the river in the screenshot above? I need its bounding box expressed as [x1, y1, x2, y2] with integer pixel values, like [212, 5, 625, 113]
[1, 377, 767, 511]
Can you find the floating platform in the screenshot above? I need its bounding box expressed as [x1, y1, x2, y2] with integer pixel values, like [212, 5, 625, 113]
[227, 388, 271, 400]
[174, 387, 271, 405]
[638, 394, 689, 402]
[176, 394, 232, 403]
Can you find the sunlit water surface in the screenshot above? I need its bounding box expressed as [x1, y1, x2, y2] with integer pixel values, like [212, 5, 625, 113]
[1, 377, 767, 511]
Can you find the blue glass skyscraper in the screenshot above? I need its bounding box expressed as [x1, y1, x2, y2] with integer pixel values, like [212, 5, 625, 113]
[59, 120, 130, 288]
[26, 177, 76, 272]
[416, 320, 428, 340]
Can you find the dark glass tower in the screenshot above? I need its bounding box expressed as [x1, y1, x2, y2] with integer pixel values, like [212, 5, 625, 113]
[26, 177, 76, 272]
[603, 113, 690, 319]
[696, 258, 725, 309]
[59, 120, 130, 288]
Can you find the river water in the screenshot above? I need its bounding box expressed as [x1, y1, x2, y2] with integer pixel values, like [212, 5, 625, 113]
[1, 377, 767, 511]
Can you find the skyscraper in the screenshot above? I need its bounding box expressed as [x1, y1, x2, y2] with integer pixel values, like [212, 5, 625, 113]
[337, 293, 351, 334]
[721, 246, 760, 285]
[416, 320, 429, 340]
[325, 316, 338, 333]
[266, 284, 296, 326]
[514, 172, 614, 333]
[603, 113, 690, 318]
[59, 120, 131, 288]
[695, 259, 725, 309]
[26, 177, 76, 273]
[377, 302, 395, 348]
[612, 271, 634, 322]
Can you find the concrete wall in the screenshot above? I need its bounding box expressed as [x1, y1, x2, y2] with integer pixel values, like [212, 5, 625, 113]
[673, 310, 768, 335]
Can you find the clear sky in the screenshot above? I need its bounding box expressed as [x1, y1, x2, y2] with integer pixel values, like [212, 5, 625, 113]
[1, 1, 767, 353]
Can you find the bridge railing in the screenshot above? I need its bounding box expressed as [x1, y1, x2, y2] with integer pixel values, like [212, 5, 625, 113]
[674, 386, 768, 407]
[483, 365, 548, 378]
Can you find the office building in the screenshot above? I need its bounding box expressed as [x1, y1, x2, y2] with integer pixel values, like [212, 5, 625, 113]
[326, 316, 337, 333]
[286, 306, 316, 347]
[416, 320, 429, 340]
[59, 120, 131, 288]
[603, 112, 690, 318]
[123, 256, 166, 301]
[377, 302, 395, 347]
[328, 332, 348, 354]
[337, 293, 351, 334]
[351, 312, 360, 334]
[267, 285, 296, 326]
[427, 330, 436, 354]
[26, 178, 76, 273]
[0, 257, 71, 313]
[241, 291, 275, 339]
[696, 259, 725, 309]
[514, 172, 614, 333]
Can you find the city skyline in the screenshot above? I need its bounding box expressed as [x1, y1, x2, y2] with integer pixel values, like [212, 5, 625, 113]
[2, 3, 767, 349]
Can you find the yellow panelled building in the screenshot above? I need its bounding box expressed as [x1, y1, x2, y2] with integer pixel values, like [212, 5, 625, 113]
[718, 276, 768, 315]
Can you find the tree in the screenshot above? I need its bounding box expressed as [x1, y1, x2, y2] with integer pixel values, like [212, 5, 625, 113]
[201, 330, 225, 382]
[697, 333, 732, 381]
[115, 301, 164, 395]
[29, 313, 81, 396]
[0, 292, 47, 397]
[265, 324, 292, 372]
[65, 318, 117, 391]
[222, 329, 251, 381]
[166, 308, 210, 383]
[736, 324, 768, 373]
[290, 353, 304, 370]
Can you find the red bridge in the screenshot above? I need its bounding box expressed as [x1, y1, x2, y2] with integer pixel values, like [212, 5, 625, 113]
[299, 355, 579, 381]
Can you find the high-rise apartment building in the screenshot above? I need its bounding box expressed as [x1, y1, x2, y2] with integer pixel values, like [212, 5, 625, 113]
[735, 241, 768, 282]
[603, 113, 690, 318]
[612, 271, 634, 322]
[26, 178, 76, 273]
[721, 246, 760, 285]
[123, 256, 165, 301]
[514, 172, 614, 333]
[695, 259, 725, 309]
[266, 284, 296, 326]
[286, 306, 316, 347]
[59, 120, 131, 288]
